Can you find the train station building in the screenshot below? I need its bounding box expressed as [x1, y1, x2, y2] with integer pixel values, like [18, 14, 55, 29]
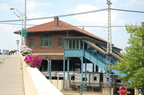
[15, 17, 134, 94]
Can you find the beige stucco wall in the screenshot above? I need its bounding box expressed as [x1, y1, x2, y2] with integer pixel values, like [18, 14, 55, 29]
[21, 55, 39, 95]
[50, 80, 63, 91]
[21, 55, 63, 95]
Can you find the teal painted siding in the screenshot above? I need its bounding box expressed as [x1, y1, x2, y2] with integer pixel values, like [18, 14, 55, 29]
[64, 49, 84, 57]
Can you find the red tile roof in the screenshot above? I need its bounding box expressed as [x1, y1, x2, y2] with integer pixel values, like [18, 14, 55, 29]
[14, 17, 107, 42]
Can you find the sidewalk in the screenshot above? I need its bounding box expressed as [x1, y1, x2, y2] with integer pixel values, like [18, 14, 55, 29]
[0, 55, 9, 65]
[0, 55, 25, 95]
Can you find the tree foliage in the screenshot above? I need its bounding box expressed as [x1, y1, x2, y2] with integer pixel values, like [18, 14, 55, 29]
[108, 24, 144, 89]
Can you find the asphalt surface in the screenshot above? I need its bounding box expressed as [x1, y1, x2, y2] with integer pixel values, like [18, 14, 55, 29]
[0, 55, 9, 67]
[0, 55, 103, 95]
[0, 55, 25, 95]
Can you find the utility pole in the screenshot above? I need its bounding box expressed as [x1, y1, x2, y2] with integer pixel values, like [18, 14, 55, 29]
[106, 0, 112, 54]
[106, 0, 112, 95]
[23, 0, 27, 45]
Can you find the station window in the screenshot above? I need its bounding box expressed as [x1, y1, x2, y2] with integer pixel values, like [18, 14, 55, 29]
[65, 40, 83, 49]
[58, 38, 63, 47]
[107, 78, 109, 81]
[94, 77, 97, 81]
[83, 78, 87, 81]
[59, 77, 63, 80]
[71, 76, 75, 80]
[29, 39, 34, 47]
[52, 77, 57, 80]
[41, 33, 52, 47]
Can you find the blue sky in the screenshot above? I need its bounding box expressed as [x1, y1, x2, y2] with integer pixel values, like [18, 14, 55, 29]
[0, 0, 144, 51]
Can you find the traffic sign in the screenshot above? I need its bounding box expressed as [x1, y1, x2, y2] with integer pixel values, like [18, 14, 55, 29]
[119, 87, 127, 95]
[22, 29, 27, 37]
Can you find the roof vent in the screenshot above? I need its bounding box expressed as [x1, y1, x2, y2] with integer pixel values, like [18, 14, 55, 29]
[54, 16, 59, 27]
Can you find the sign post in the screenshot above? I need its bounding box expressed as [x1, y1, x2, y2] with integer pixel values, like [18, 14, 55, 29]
[119, 87, 127, 95]
[22, 29, 27, 37]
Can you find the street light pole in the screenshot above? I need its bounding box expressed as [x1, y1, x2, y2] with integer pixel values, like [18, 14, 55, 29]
[10, 0, 27, 46]
[10, 8, 24, 45]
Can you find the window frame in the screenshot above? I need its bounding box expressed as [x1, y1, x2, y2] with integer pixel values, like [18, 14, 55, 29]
[41, 33, 52, 47]
[58, 38, 63, 47]
[29, 39, 34, 47]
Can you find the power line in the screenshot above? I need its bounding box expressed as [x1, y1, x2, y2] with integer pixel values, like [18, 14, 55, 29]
[0, 22, 107, 28]
[111, 8, 144, 13]
[0, 8, 144, 23]
[0, 8, 107, 22]
[0, 22, 130, 28]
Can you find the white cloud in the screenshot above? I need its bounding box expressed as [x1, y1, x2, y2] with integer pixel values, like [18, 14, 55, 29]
[73, 4, 126, 37]
[74, 4, 107, 25]
[73, 4, 127, 49]
[0, 24, 17, 32]
[25, 1, 53, 26]
[27, 1, 51, 10]
[112, 12, 125, 25]
[0, 24, 20, 50]
[0, 3, 9, 10]
[74, 4, 125, 26]
[27, 12, 54, 27]
[112, 0, 144, 9]
[126, 0, 144, 6]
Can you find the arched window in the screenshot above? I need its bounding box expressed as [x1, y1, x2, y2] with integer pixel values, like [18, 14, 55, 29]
[41, 33, 52, 47]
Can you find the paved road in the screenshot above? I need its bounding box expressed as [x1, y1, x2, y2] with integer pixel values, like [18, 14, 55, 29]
[0, 55, 25, 95]
[0, 55, 9, 66]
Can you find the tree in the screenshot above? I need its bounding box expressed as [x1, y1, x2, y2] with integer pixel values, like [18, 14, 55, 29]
[108, 24, 144, 91]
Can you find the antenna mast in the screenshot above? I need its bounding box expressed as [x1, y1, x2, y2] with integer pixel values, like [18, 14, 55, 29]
[106, 0, 112, 95]
[107, 0, 112, 54]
